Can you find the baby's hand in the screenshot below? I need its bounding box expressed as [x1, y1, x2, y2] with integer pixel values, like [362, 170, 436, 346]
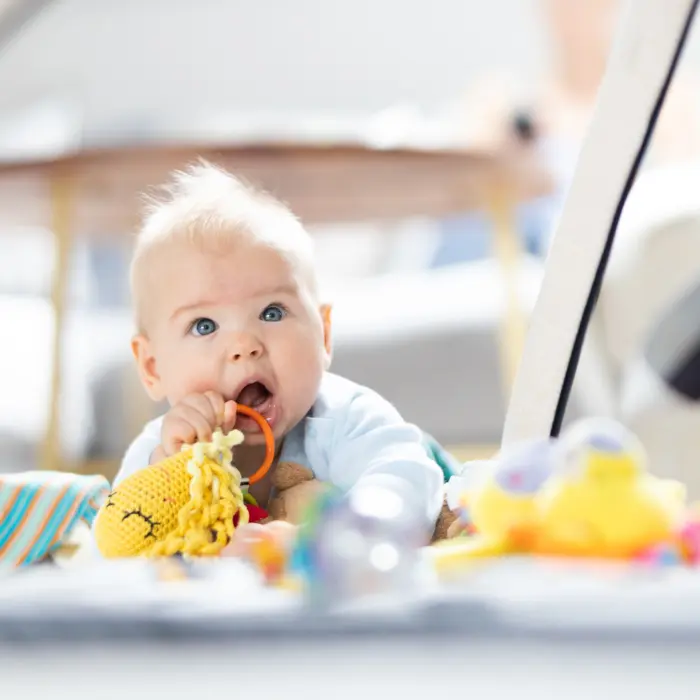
[157, 391, 237, 459]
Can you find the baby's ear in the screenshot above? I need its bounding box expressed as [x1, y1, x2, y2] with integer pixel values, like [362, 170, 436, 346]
[131, 334, 165, 401]
[320, 304, 332, 367]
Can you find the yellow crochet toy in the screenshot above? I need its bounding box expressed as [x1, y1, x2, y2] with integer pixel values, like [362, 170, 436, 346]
[94, 405, 275, 558]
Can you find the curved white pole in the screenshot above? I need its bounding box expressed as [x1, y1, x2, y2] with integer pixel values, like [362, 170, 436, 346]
[502, 0, 698, 448]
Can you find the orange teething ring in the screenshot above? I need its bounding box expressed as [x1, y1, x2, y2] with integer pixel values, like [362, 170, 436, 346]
[236, 404, 275, 484]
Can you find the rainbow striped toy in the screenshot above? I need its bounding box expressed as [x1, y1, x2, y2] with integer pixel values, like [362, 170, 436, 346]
[0, 471, 109, 567]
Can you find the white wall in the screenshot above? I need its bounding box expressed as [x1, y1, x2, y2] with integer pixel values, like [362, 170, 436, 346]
[3, 0, 700, 137]
[0, 0, 549, 136]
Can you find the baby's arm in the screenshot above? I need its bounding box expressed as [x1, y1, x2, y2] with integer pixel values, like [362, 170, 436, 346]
[113, 416, 163, 486]
[321, 391, 445, 533]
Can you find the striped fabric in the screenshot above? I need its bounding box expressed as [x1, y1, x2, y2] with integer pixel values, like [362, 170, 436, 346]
[0, 471, 109, 567]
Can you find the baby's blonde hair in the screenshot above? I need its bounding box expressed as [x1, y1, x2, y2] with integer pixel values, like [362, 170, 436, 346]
[130, 160, 317, 330]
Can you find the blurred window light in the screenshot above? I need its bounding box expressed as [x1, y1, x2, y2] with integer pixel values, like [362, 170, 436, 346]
[0, 98, 82, 163]
[0, 226, 53, 295]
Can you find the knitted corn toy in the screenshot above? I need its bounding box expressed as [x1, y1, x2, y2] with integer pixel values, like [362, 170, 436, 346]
[93, 430, 246, 558]
[94, 406, 275, 558]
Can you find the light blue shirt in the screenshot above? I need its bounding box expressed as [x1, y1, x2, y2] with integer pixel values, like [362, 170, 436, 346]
[116, 373, 445, 531]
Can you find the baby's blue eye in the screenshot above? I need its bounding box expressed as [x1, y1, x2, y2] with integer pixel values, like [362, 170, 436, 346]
[260, 304, 286, 323]
[191, 318, 218, 336]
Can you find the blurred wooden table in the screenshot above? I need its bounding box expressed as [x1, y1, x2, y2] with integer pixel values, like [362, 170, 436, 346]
[0, 141, 551, 472]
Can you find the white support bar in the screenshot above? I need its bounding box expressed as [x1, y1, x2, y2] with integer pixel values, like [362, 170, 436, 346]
[502, 0, 698, 448]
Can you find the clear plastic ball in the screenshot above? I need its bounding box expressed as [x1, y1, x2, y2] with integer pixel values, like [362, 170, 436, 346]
[300, 476, 427, 607]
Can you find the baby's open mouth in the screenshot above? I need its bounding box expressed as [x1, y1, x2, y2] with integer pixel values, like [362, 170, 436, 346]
[232, 379, 278, 432]
[235, 381, 272, 409]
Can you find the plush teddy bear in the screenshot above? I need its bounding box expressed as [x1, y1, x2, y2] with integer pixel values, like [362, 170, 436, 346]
[267, 461, 457, 542]
[433, 501, 458, 542]
[267, 462, 326, 524]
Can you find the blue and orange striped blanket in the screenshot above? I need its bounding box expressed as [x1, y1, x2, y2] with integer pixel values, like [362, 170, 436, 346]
[0, 471, 109, 567]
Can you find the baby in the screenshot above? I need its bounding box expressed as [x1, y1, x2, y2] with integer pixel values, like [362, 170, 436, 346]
[117, 161, 445, 535]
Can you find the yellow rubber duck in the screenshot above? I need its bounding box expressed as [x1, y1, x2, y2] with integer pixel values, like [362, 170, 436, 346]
[430, 418, 688, 575]
[469, 438, 555, 541]
[535, 418, 686, 558]
[433, 439, 555, 565]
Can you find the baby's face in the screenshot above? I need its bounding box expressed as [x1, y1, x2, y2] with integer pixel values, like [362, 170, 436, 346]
[133, 238, 330, 444]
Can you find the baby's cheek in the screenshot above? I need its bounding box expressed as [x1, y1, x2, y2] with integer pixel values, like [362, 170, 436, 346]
[163, 353, 220, 404]
[276, 336, 324, 411]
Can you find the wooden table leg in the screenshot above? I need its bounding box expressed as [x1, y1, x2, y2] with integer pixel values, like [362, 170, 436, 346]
[489, 190, 528, 399]
[40, 173, 73, 472]
[445, 190, 527, 465]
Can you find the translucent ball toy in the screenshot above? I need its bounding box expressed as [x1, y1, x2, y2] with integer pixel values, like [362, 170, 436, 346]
[290, 477, 427, 607]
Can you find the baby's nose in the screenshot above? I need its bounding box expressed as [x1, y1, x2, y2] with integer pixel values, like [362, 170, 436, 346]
[229, 334, 263, 362]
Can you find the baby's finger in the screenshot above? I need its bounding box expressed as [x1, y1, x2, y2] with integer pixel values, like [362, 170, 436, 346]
[182, 393, 219, 430]
[162, 416, 197, 456]
[222, 400, 237, 434]
[174, 404, 215, 445]
[203, 391, 226, 428]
